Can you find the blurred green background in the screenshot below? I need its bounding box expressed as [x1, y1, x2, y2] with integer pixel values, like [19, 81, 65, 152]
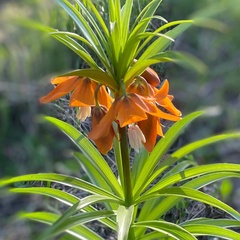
[0, 0, 239, 239]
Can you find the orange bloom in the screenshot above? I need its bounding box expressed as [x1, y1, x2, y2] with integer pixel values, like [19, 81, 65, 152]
[126, 78, 181, 151]
[137, 114, 163, 152]
[88, 93, 179, 146]
[91, 106, 115, 154]
[40, 76, 112, 109]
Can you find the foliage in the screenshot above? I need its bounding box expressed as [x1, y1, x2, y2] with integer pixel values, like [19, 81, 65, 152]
[1, 0, 240, 239]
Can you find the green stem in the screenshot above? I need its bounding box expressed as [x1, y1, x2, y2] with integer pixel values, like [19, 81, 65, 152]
[118, 126, 133, 206]
[118, 126, 135, 239]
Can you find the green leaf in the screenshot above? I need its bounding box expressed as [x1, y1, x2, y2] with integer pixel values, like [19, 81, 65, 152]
[39, 201, 114, 240]
[19, 211, 104, 240]
[136, 171, 240, 237]
[151, 50, 208, 75]
[138, 20, 193, 59]
[77, 194, 120, 210]
[44, 117, 123, 198]
[9, 186, 117, 231]
[183, 224, 240, 240]
[143, 132, 240, 195]
[54, 210, 113, 238]
[73, 152, 112, 192]
[121, 0, 133, 46]
[181, 218, 240, 228]
[0, 173, 121, 201]
[117, 205, 134, 240]
[50, 32, 99, 69]
[133, 111, 203, 198]
[10, 187, 79, 206]
[162, 160, 197, 179]
[137, 187, 240, 221]
[57, 0, 107, 61]
[143, 163, 240, 198]
[133, 220, 197, 240]
[131, 148, 149, 186]
[55, 68, 117, 91]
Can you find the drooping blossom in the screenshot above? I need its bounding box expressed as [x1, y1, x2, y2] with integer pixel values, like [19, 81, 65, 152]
[40, 67, 181, 154]
[128, 124, 146, 153]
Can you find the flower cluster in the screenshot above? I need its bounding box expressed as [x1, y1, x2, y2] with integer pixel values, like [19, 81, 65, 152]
[40, 67, 181, 154]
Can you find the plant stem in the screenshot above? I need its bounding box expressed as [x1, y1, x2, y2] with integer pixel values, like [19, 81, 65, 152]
[118, 126, 133, 207]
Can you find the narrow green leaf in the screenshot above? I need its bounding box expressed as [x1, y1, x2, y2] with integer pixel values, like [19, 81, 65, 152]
[0, 173, 122, 201]
[143, 163, 240, 198]
[51, 34, 99, 68]
[121, 0, 133, 46]
[44, 117, 123, 198]
[133, 220, 197, 240]
[20, 211, 104, 240]
[162, 160, 197, 179]
[136, 171, 240, 238]
[73, 152, 111, 192]
[52, 211, 114, 239]
[151, 50, 208, 74]
[57, 0, 107, 60]
[137, 187, 240, 220]
[133, 111, 203, 198]
[9, 186, 117, 230]
[138, 20, 193, 60]
[132, 148, 149, 186]
[143, 132, 240, 195]
[77, 194, 120, 210]
[10, 187, 79, 206]
[55, 68, 117, 90]
[181, 218, 240, 228]
[132, 0, 163, 32]
[183, 224, 240, 240]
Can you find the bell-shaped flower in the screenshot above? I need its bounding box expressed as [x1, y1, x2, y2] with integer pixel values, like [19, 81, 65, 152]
[40, 76, 112, 109]
[128, 123, 146, 153]
[76, 106, 91, 121]
[88, 93, 179, 145]
[91, 106, 115, 154]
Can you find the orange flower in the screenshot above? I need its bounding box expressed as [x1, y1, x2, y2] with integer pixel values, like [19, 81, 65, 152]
[88, 93, 179, 146]
[91, 106, 115, 154]
[137, 114, 163, 152]
[40, 76, 112, 109]
[126, 77, 181, 151]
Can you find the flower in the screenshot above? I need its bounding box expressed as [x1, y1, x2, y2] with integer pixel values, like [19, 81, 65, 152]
[125, 77, 181, 151]
[128, 124, 146, 153]
[40, 68, 181, 154]
[91, 106, 115, 154]
[88, 92, 180, 151]
[40, 76, 112, 109]
[76, 106, 91, 121]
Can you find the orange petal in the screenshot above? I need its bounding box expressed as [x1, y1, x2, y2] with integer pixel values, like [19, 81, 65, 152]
[70, 78, 97, 107]
[98, 86, 113, 109]
[89, 100, 119, 140]
[157, 97, 182, 117]
[155, 80, 169, 100]
[40, 78, 80, 103]
[90, 107, 114, 154]
[127, 80, 149, 96]
[51, 76, 80, 84]
[117, 95, 147, 127]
